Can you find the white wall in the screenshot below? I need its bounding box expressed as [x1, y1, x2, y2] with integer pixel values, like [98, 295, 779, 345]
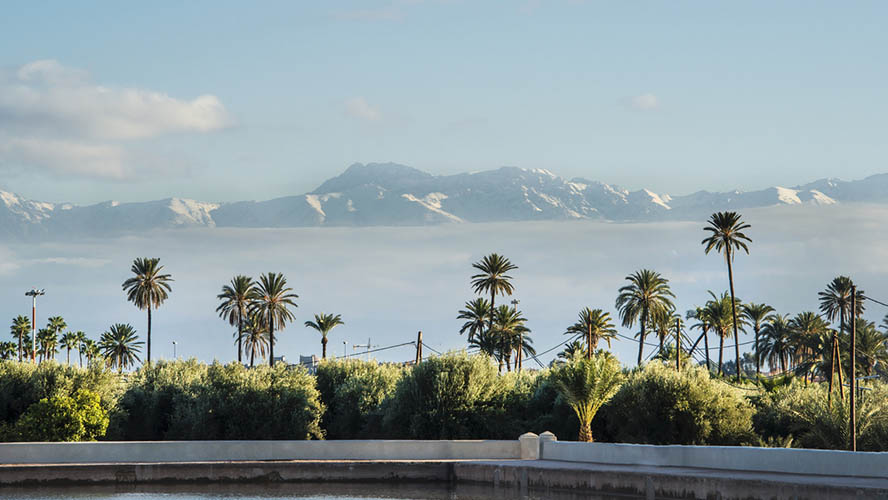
[541, 441, 888, 479]
[0, 439, 521, 464]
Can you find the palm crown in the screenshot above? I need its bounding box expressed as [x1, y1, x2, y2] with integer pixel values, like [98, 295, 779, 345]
[615, 269, 674, 366]
[217, 275, 257, 363]
[470, 253, 518, 313]
[565, 307, 617, 357]
[304, 313, 344, 359]
[122, 257, 173, 363]
[250, 272, 298, 367]
[99, 323, 143, 372]
[457, 298, 491, 342]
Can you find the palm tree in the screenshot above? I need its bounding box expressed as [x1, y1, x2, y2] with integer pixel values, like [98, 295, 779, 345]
[758, 314, 793, 374]
[81, 339, 100, 367]
[615, 269, 675, 366]
[706, 291, 745, 376]
[550, 352, 624, 442]
[99, 323, 143, 372]
[73, 331, 86, 367]
[468, 328, 499, 360]
[556, 340, 586, 364]
[702, 211, 752, 381]
[457, 298, 491, 342]
[59, 331, 79, 365]
[10, 315, 31, 362]
[741, 303, 775, 377]
[122, 257, 173, 364]
[304, 313, 344, 359]
[565, 308, 617, 360]
[250, 272, 298, 368]
[0, 342, 16, 360]
[37, 328, 58, 362]
[470, 253, 518, 333]
[853, 318, 888, 377]
[687, 307, 712, 371]
[47, 316, 66, 336]
[238, 313, 270, 367]
[216, 275, 257, 364]
[650, 307, 682, 357]
[818, 276, 865, 400]
[489, 304, 530, 372]
[789, 311, 829, 381]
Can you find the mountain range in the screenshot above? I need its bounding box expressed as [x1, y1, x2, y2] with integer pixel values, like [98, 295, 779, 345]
[3, 163, 887, 239]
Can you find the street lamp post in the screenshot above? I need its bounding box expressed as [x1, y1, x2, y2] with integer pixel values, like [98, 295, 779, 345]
[172, 341, 177, 359]
[25, 288, 45, 363]
[343, 340, 348, 359]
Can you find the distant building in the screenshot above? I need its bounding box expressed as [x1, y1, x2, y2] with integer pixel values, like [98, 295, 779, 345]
[298, 354, 319, 373]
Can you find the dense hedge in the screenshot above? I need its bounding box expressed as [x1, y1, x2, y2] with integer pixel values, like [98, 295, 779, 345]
[0, 357, 886, 450]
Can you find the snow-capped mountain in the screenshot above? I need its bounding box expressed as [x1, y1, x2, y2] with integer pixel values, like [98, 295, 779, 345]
[2, 163, 887, 239]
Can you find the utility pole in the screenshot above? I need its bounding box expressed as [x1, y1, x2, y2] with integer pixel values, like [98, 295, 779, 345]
[353, 337, 376, 362]
[511, 299, 522, 371]
[675, 318, 681, 372]
[343, 340, 348, 359]
[415, 331, 423, 364]
[850, 287, 857, 452]
[25, 288, 45, 363]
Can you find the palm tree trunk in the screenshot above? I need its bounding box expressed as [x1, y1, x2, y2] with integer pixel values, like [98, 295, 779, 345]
[726, 249, 741, 382]
[147, 305, 152, 364]
[587, 324, 593, 360]
[703, 326, 711, 372]
[250, 347, 255, 368]
[237, 311, 243, 364]
[828, 311, 843, 404]
[754, 325, 760, 378]
[718, 334, 724, 375]
[636, 309, 647, 366]
[659, 334, 664, 356]
[578, 422, 593, 442]
[836, 341, 845, 401]
[269, 310, 275, 368]
[66, 348, 70, 365]
[322, 336, 328, 359]
[17, 332, 22, 362]
[78, 349, 83, 367]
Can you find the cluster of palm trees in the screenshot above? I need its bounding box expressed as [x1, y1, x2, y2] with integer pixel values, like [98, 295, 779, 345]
[3, 314, 143, 372]
[458, 253, 535, 372]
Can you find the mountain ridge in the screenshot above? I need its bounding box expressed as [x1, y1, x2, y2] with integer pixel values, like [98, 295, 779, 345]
[3, 163, 888, 239]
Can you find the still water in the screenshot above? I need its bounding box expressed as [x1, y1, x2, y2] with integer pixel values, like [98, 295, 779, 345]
[0, 482, 636, 500]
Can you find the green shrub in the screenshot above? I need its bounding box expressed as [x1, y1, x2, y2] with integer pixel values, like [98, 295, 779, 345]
[315, 359, 404, 439]
[13, 389, 109, 441]
[602, 363, 756, 445]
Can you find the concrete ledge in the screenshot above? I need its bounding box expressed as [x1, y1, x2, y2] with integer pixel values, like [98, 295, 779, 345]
[0, 440, 521, 464]
[542, 440, 888, 479]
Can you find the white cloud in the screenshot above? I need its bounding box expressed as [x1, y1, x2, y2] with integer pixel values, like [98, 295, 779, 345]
[0, 60, 233, 179]
[629, 93, 659, 111]
[344, 97, 382, 121]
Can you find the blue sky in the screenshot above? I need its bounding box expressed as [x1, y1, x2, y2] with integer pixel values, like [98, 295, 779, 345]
[1, 1, 886, 204]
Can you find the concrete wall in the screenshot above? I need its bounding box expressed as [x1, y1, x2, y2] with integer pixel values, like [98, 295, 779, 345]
[0, 439, 521, 464]
[541, 440, 888, 479]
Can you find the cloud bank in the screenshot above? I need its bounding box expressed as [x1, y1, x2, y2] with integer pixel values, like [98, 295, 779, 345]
[0, 60, 233, 180]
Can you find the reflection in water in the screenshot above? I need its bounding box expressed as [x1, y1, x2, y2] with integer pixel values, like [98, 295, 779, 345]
[0, 481, 638, 500]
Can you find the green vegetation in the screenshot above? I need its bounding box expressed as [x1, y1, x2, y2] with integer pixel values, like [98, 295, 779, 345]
[550, 352, 622, 441]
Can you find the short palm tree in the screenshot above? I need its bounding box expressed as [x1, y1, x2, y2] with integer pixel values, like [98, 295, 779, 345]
[556, 340, 586, 364]
[59, 331, 79, 365]
[706, 291, 745, 376]
[853, 318, 888, 377]
[457, 298, 491, 342]
[470, 253, 518, 333]
[37, 328, 58, 362]
[122, 257, 173, 364]
[304, 313, 344, 359]
[615, 269, 675, 366]
[216, 275, 257, 364]
[0, 342, 16, 360]
[741, 303, 775, 377]
[73, 331, 87, 367]
[758, 314, 793, 374]
[250, 272, 298, 367]
[789, 311, 829, 380]
[99, 323, 143, 372]
[565, 307, 617, 359]
[489, 304, 530, 372]
[10, 315, 31, 362]
[818, 276, 865, 399]
[702, 211, 752, 381]
[468, 328, 499, 360]
[687, 306, 712, 371]
[238, 313, 270, 367]
[650, 307, 683, 358]
[81, 338, 100, 367]
[550, 352, 624, 442]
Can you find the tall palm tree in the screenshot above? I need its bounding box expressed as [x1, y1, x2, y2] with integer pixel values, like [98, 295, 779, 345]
[565, 307, 618, 359]
[122, 257, 173, 364]
[818, 276, 865, 400]
[0, 342, 16, 360]
[250, 272, 298, 367]
[81, 338, 99, 367]
[758, 314, 793, 374]
[99, 323, 143, 372]
[238, 313, 270, 367]
[37, 328, 58, 363]
[457, 298, 491, 342]
[702, 211, 752, 381]
[490, 304, 530, 372]
[47, 316, 66, 337]
[741, 303, 775, 377]
[73, 331, 86, 367]
[615, 269, 675, 366]
[470, 253, 518, 333]
[59, 331, 79, 365]
[216, 275, 257, 364]
[304, 313, 344, 359]
[705, 291, 745, 376]
[550, 352, 624, 442]
[10, 315, 31, 362]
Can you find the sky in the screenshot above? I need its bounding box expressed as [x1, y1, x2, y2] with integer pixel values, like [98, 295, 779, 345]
[1, 1, 887, 205]
[1, 204, 887, 367]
